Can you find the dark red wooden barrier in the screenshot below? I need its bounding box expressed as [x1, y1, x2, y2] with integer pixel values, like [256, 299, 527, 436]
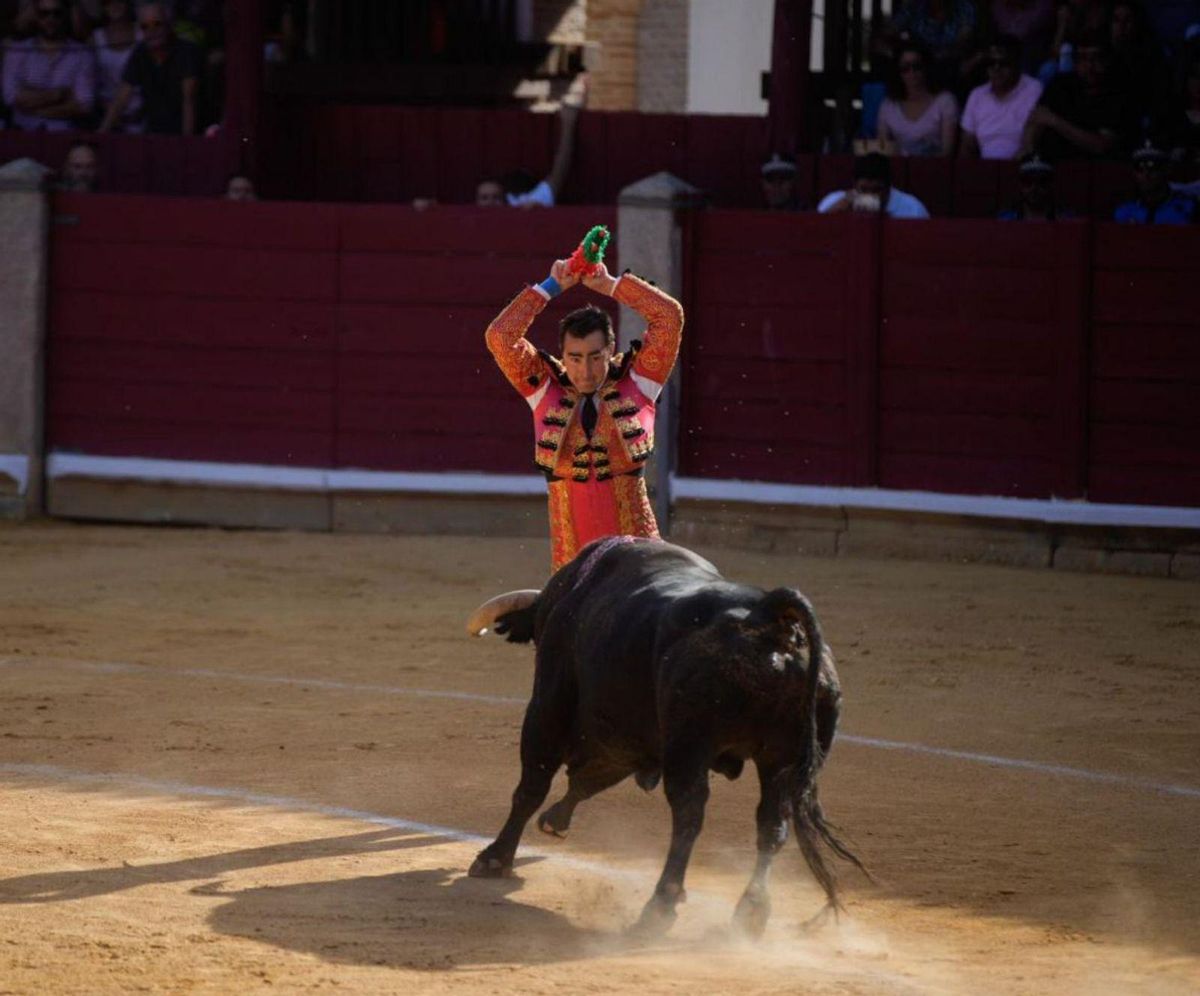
[5, 108, 1142, 220]
[876, 220, 1089, 498]
[1088, 224, 1200, 506]
[678, 212, 868, 487]
[45, 193, 615, 473]
[45, 193, 1199, 509]
[257, 105, 1143, 218]
[681, 210, 1198, 508]
[0, 130, 234, 197]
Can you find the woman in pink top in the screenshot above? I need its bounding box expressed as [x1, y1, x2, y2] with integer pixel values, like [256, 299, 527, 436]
[876, 42, 960, 156]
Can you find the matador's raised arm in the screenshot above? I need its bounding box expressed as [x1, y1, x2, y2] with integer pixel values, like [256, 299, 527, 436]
[484, 286, 552, 400]
[612, 272, 684, 401]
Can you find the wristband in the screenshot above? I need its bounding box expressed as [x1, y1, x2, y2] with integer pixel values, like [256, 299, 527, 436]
[537, 275, 563, 298]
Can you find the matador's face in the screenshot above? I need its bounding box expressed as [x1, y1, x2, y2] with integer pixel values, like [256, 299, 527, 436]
[561, 330, 613, 395]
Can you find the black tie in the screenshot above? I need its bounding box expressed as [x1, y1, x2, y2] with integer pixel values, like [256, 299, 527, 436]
[581, 394, 597, 437]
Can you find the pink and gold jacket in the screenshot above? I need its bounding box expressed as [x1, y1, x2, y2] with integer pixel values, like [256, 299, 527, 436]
[485, 273, 684, 483]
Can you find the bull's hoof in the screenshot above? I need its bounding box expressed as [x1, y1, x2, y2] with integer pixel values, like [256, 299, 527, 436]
[732, 889, 771, 940]
[537, 807, 569, 838]
[468, 852, 513, 878]
[628, 894, 680, 939]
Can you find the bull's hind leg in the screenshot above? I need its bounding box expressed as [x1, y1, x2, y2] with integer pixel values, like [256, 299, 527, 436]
[732, 762, 789, 939]
[538, 758, 630, 838]
[469, 699, 568, 878]
[631, 741, 710, 937]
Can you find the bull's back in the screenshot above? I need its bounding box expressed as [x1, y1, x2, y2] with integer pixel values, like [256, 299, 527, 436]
[537, 541, 755, 754]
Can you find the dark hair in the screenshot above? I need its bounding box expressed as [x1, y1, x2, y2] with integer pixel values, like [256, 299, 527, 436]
[988, 33, 1023, 60]
[853, 152, 892, 184]
[886, 40, 938, 100]
[559, 306, 614, 350]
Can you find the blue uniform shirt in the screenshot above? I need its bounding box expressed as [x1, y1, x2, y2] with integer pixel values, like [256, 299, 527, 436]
[1113, 194, 1197, 225]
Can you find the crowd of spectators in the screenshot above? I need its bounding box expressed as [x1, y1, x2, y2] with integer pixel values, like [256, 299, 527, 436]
[861, 0, 1199, 173]
[0, 0, 223, 135]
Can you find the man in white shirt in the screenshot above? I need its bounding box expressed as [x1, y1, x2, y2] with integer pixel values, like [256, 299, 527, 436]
[816, 153, 931, 218]
[959, 34, 1043, 159]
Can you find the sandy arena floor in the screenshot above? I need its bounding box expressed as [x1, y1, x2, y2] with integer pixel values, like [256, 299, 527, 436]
[0, 520, 1197, 995]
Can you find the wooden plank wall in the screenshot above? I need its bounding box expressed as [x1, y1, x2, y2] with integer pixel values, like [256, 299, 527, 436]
[682, 211, 1198, 507]
[1089, 224, 1200, 506]
[679, 212, 861, 487]
[0, 131, 233, 197]
[46, 193, 617, 473]
[44, 193, 1198, 509]
[1, 107, 1139, 218]
[876, 221, 1089, 498]
[258, 104, 1140, 217]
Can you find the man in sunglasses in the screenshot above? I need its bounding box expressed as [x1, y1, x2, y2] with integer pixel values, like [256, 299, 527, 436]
[960, 34, 1042, 159]
[1114, 141, 1197, 224]
[1, 0, 95, 130]
[99, 1, 202, 134]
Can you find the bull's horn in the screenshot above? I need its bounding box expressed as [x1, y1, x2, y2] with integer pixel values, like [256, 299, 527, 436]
[466, 589, 540, 637]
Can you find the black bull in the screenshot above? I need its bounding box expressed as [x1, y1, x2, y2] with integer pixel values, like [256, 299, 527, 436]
[466, 537, 866, 937]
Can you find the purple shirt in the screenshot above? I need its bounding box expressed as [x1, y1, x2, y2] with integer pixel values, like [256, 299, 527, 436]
[961, 74, 1042, 159]
[1, 37, 96, 131]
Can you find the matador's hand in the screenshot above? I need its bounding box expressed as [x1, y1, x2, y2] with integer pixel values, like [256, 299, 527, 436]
[582, 261, 617, 296]
[551, 258, 580, 289]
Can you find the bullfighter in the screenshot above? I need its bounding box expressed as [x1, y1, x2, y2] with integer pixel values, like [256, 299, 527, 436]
[485, 258, 683, 572]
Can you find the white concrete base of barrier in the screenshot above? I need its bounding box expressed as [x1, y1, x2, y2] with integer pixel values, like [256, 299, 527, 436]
[40, 453, 1200, 580]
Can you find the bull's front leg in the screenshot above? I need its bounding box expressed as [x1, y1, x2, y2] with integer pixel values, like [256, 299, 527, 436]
[732, 762, 789, 938]
[470, 704, 565, 878]
[631, 743, 710, 937]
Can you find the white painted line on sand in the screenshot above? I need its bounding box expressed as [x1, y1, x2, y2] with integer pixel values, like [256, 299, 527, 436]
[3, 656, 1197, 801]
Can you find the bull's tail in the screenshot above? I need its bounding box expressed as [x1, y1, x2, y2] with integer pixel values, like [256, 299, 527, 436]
[791, 780, 870, 911]
[465, 589, 540, 642]
[757, 587, 869, 909]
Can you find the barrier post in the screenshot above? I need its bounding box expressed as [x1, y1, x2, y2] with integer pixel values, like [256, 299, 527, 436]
[0, 159, 50, 518]
[617, 171, 701, 536]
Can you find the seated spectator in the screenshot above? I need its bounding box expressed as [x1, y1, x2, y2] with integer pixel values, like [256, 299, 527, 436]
[760, 153, 804, 210]
[98, 2, 202, 135]
[817, 152, 932, 217]
[9, 0, 96, 40]
[1040, 0, 1108, 83]
[1114, 140, 1198, 223]
[998, 152, 1068, 217]
[172, 0, 223, 127]
[989, 0, 1056, 75]
[224, 173, 257, 201]
[891, 0, 979, 84]
[416, 87, 584, 210]
[961, 34, 1043, 158]
[55, 138, 97, 191]
[877, 41, 960, 156]
[1024, 34, 1140, 160]
[90, 0, 141, 131]
[1, 0, 95, 130]
[1109, 0, 1170, 119]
